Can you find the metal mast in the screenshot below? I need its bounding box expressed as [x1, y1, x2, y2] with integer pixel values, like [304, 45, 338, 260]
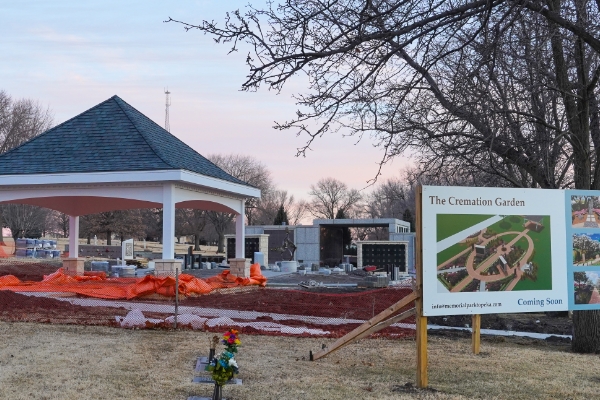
[164, 89, 171, 132]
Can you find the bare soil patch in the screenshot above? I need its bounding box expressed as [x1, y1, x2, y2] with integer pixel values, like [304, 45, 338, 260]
[0, 291, 128, 325]
[0, 262, 573, 339]
[0, 260, 61, 281]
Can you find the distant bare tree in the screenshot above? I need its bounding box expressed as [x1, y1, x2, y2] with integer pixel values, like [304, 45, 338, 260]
[0, 91, 53, 240]
[1, 204, 50, 240]
[82, 210, 145, 245]
[252, 189, 309, 225]
[308, 178, 362, 219]
[0, 90, 53, 154]
[206, 154, 273, 252]
[49, 211, 69, 238]
[208, 153, 274, 225]
[178, 209, 208, 251]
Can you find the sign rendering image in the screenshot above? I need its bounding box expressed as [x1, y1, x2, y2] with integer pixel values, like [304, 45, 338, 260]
[571, 195, 600, 228]
[573, 271, 600, 305]
[566, 191, 600, 310]
[422, 186, 568, 316]
[436, 214, 552, 294]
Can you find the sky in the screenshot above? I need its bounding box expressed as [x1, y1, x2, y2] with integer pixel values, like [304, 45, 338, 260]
[1, 0, 412, 201]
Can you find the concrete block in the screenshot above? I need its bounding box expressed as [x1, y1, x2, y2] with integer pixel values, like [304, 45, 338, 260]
[306, 227, 320, 243]
[154, 259, 183, 277]
[229, 258, 251, 278]
[62, 258, 85, 276]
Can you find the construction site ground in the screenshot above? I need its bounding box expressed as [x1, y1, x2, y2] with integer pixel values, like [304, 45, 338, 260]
[0, 260, 573, 339]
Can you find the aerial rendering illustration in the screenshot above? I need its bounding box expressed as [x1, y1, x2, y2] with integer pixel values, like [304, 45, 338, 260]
[436, 214, 552, 293]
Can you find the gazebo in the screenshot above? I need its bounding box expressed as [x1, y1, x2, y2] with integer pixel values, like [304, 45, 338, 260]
[0, 95, 260, 275]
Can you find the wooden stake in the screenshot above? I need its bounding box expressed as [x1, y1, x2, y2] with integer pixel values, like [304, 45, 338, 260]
[472, 314, 481, 354]
[415, 185, 428, 388]
[310, 291, 417, 361]
[353, 308, 416, 342]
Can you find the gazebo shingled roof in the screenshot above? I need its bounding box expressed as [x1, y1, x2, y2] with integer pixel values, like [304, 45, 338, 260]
[0, 95, 250, 187]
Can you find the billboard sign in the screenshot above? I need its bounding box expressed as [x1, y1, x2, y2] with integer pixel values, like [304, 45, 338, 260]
[421, 186, 568, 316]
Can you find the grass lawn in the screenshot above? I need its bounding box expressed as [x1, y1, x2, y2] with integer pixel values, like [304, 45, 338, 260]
[513, 236, 529, 251]
[436, 214, 495, 242]
[436, 243, 469, 266]
[514, 217, 552, 291]
[487, 215, 524, 235]
[495, 233, 518, 245]
[1, 321, 598, 400]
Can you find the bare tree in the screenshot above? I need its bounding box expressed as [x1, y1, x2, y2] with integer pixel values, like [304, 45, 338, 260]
[207, 153, 274, 225]
[172, 1, 600, 352]
[82, 210, 145, 245]
[308, 178, 362, 219]
[1, 204, 50, 240]
[0, 90, 53, 154]
[206, 211, 234, 254]
[206, 154, 273, 252]
[48, 211, 69, 238]
[288, 198, 309, 225]
[252, 189, 309, 225]
[0, 91, 53, 241]
[178, 209, 208, 250]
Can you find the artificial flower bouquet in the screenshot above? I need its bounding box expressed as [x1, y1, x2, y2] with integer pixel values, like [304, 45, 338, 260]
[206, 329, 241, 386]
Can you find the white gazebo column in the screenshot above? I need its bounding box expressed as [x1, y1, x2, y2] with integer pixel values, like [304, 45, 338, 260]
[230, 199, 250, 278]
[162, 184, 176, 259]
[235, 199, 246, 258]
[69, 215, 79, 257]
[63, 215, 84, 276]
[156, 183, 181, 276]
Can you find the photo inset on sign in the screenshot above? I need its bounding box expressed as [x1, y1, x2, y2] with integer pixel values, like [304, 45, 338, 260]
[572, 233, 600, 266]
[436, 214, 552, 293]
[573, 270, 600, 304]
[571, 195, 600, 228]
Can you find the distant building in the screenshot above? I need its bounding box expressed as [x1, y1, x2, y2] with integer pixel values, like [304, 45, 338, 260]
[230, 218, 415, 274]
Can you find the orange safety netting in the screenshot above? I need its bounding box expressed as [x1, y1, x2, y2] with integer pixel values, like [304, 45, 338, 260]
[0, 263, 267, 300]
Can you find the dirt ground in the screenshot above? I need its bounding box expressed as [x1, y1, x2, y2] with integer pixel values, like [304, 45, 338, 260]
[0, 261, 573, 338]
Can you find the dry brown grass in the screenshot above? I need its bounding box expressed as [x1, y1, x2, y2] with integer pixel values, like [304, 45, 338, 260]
[0, 321, 597, 400]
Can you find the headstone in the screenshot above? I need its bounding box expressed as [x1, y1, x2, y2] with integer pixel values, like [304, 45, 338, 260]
[122, 239, 134, 260]
[254, 252, 265, 267]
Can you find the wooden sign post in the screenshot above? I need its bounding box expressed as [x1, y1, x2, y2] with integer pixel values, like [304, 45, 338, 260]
[472, 314, 481, 354]
[415, 185, 428, 388]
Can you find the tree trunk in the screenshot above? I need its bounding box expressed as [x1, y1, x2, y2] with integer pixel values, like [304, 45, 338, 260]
[194, 234, 200, 251]
[217, 233, 225, 254]
[572, 310, 600, 353]
[87, 233, 91, 245]
[106, 230, 112, 245]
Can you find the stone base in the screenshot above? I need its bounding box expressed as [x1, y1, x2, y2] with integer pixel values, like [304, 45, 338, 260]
[154, 259, 183, 277]
[228, 258, 251, 278]
[62, 258, 85, 276]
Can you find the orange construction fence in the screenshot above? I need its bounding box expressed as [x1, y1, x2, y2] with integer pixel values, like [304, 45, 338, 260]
[0, 263, 267, 300]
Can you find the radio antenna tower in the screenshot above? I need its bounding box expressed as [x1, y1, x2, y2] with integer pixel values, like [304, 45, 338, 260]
[164, 88, 171, 132]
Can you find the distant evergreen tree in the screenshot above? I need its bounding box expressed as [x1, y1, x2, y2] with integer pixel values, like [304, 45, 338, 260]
[273, 205, 289, 225]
